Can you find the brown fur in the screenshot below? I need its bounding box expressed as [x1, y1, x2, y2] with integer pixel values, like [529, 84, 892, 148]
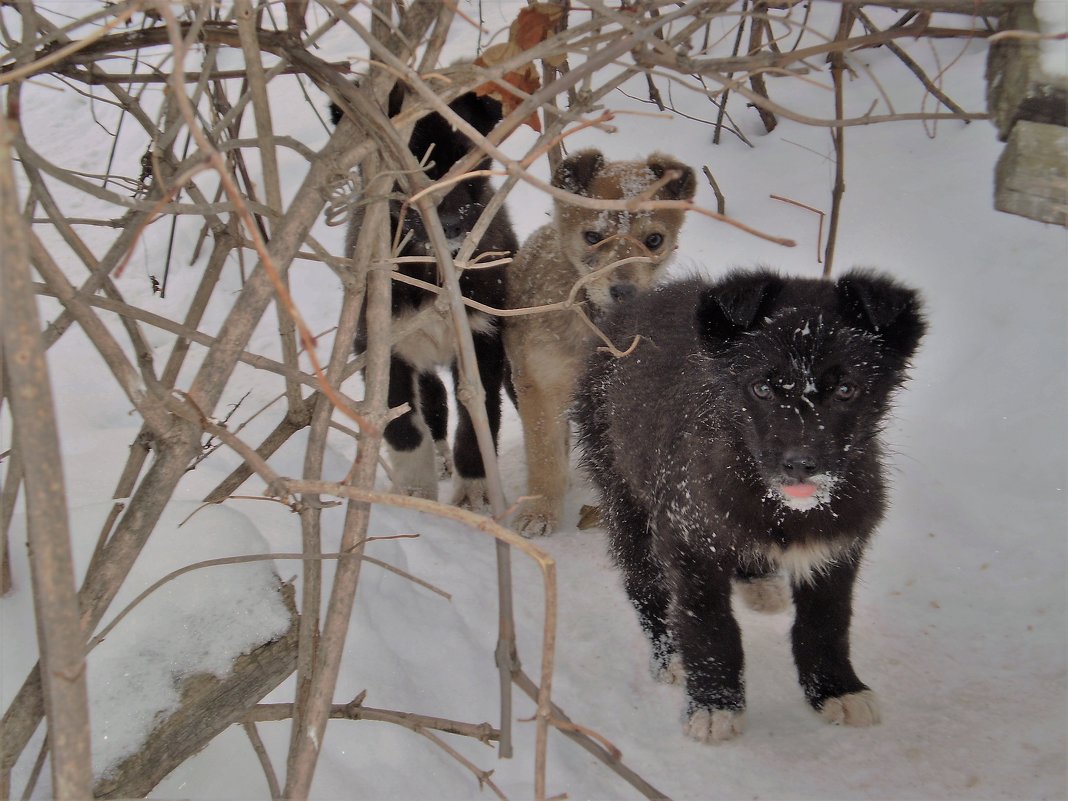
[503, 149, 696, 536]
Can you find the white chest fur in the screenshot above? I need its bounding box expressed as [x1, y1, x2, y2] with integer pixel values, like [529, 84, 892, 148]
[765, 540, 855, 583]
[391, 307, 496, 371]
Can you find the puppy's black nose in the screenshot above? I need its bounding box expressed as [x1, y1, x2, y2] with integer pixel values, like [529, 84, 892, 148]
[610, 283, 637, 303]
[441, 220, 463, 241]
[782, 449, 819, 477]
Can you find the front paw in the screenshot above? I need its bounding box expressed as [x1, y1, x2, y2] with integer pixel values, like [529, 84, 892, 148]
[684, 707, 746, 743]
[388, 440, 438, 501]
[513, 498, 559, 537]
[451, 477, 491, 511]
[819, 690, 881, 727]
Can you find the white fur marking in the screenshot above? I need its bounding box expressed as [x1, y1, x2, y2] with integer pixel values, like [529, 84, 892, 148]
[392, 307, 495, 371]
[684, 708, 746, 744]
[766, 540, 851, 583]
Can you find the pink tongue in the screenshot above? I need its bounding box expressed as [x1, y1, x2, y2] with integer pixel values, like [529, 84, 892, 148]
[783, 483, 818, 499]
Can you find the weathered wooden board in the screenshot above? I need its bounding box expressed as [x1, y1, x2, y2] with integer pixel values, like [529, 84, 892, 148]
[92, 582, 299, 799]
[995, 120, 1068, 226]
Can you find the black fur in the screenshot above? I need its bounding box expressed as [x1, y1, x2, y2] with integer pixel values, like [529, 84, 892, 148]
[573, 268, 926, 736]
[552, 149, 607, 195]
[343, 85, 516, 491]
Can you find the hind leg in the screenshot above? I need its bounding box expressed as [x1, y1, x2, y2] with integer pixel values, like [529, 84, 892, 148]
[601, 487, 679, 683]
[450, 330, 504, 509]
[418, 371, 453, 479]
[791, 556, 880, 726]
[384, 357, 438, 500]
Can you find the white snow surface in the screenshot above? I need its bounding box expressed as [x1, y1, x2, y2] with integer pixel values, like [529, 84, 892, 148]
[1, 3, 1066, 800]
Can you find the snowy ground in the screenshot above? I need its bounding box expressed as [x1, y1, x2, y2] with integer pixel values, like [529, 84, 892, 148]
[2, 3, 1066, 800]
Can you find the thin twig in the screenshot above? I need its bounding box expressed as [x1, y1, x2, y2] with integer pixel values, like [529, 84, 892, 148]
[249, 696, 498, 744]
[242, 721, 282, 801]
[823, 5, 853, 276]
[770, 194, 826, 264]
[87, 546, 445, 655]
[702, 165, 726, 215]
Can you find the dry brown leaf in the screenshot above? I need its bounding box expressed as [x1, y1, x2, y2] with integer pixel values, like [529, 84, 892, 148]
[511, 3, 564, 51]
[472, 5, 567, 133]
[577, 504, 603, 530]
[474, 52, 542, 132]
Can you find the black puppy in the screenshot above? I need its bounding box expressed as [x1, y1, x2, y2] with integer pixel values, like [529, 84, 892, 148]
[338, 87, 517, 507]
[572, 268, 926, 742]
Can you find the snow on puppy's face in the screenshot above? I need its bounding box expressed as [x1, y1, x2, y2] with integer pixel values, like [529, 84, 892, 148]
[551, 149, 696, 310]
[696, 270, 927, 514]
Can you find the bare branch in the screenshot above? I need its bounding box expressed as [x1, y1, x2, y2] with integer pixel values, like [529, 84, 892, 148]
[0, 114, 92, 800]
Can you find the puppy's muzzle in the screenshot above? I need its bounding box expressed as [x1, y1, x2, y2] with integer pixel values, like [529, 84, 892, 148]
[781, 448, 819, 480]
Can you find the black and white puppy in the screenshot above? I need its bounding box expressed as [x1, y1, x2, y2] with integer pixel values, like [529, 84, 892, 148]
[572, 269, 926, 742]
[338, 87, 517, 507]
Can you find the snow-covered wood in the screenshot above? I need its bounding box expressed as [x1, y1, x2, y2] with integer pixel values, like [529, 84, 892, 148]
[92, 584, 299, 799]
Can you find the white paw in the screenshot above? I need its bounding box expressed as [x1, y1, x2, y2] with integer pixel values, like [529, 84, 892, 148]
[683, 708, 746, 743]
[735, 572, 792, 614]
[820, 690, 881, 727]
[388, 439, 438, 501]
[451, 477, 491, 511]
[652, 652, 685, 685]
[434, 440, 454, 480]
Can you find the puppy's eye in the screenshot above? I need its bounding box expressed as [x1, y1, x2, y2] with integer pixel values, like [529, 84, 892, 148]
[584, 230, 604, 245]
[750, 380, 773, 400]
[644, 232, 664, 250]
[834, 381, 857, 401]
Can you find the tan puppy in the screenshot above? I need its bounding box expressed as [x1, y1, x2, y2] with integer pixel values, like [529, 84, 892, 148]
[504, 149, 696, 537]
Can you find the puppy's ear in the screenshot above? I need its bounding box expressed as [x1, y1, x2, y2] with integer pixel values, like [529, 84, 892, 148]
[448, 92, 504, 137]
[646, 154, 697, 201]
[329, 78, 363, 127]
[553, 149, 606, 195]
[698, 270, 784, 347]
[836, 270, 926, 361]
